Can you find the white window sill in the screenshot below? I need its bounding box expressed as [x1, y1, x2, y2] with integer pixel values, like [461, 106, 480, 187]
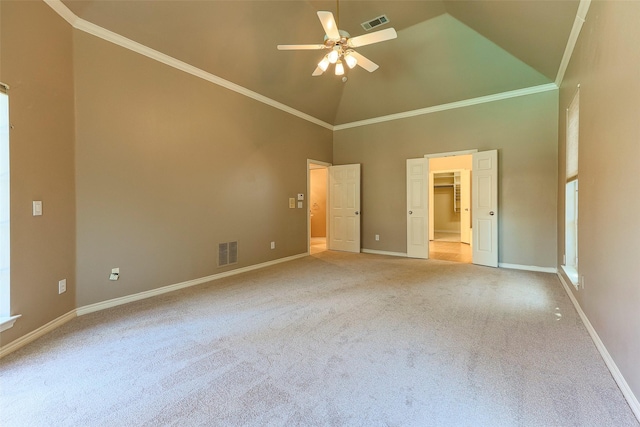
[0, 314, 21, 332]
[561, 265, 579, 289]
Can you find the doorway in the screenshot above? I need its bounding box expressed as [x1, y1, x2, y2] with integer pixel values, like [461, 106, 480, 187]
[308, 161, 329, 254]
[407, 150, 498, 266]
[429, 155, 472, 263]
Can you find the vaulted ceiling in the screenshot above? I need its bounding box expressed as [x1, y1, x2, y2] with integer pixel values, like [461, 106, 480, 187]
[61, 0, 579, 126]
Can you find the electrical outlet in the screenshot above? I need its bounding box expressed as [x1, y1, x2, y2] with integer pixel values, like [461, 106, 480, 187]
[109, 267, 120, 281]
[375, 234, 380, 241]
[58, 279, 66, 294]
[271, 241, 275, 249]
[33, 201, 43, 216]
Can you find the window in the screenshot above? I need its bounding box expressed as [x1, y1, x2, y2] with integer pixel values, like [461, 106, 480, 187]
[563, 87, 579, 287]
[0, 84, 16, 331]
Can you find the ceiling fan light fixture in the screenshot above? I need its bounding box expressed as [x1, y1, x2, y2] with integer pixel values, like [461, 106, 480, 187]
[328, 48, 340, 64]
[344, 51, 358, 69]
[335, 60, 345, 76]
[318, 56, 330, 72]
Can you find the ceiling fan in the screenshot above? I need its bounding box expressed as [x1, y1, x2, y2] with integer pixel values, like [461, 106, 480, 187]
[277, 9, 397, 77]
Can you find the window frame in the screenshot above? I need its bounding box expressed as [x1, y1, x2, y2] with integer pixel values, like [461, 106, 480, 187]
[562, 87, 580, 288]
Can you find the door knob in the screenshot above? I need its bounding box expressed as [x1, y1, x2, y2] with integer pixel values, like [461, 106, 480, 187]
[409, 211, 413, 215]
[489, 211, 495, 216]
[355, 211, 360, 215]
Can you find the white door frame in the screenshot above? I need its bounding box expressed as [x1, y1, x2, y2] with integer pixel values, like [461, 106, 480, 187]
[307, 159, 331, 254]
[421, 149, 479, 262]
[406, 158, 429, 259]
[328, 164, 361, 253]
[471, 150, 499, 267]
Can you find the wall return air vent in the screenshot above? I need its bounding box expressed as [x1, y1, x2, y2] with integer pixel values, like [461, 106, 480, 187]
[361, 14, 390, 31]
[218, 241, 238, 267]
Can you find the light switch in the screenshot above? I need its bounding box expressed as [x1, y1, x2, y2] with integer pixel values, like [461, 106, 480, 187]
[297, 201, 303, 209]
[289, 198, 295, 208]
[33, 201, 43, 216]
[297, 193, 304, 201]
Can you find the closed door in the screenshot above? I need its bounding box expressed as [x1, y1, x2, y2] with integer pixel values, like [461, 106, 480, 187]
[328, 164, 361, 253]
[472, 150, 498, 267]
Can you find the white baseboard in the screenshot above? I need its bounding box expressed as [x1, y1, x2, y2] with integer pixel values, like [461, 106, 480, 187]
[0, 253, 308, 359]
[77, 253, 308, 316]
[498, 263, 557, 274]
[557, 273, 640, 422]
[0, 310, 77, 358]
[362, 249, 408, 257]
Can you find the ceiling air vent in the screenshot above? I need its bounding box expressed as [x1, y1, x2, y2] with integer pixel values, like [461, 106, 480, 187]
[361, 14, 389, 31]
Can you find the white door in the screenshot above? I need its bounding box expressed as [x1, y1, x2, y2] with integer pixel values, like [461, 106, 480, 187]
[472, 150, 498, 267]
[406, 158, 429, 259]
[328, 164, 361, 253]
[460, 169, 471, 245]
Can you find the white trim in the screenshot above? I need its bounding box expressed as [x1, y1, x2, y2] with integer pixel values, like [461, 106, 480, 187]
[557, 273, 640, 422]
[560, 264, 579, 289]
[77, 253, 308, 316]
[0, 311, 76, 358]
[425, 149, 477, 159]
[498, 263, 558, 274]
[334, 84, 558, 131]
[0, 315, 22, 332]
[307, 159, 331, 254]
[43, 0, 562, 133]
[0, 253, 309, 358]
[43, 0, 333, 131]
[555, 0, 592, 86]
[362, 249, 407, 258]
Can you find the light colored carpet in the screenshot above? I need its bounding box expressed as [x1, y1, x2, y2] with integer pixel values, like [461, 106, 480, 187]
[1, 251, 638, 426]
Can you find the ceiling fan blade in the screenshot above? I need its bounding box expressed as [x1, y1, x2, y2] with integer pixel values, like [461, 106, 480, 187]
[349, 51, 379, 72]
[317, 11, 341, 41]
[278, 44, 326, 51]
[348, 28, 397, 48]
[312, 66, 325, 76]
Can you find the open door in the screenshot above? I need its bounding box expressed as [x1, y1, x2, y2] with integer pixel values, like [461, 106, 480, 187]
[406, 158, 429, 259]
[460, 169, 471, 244]
[472, 150, 498, 267]
[328, 164, 361, 253]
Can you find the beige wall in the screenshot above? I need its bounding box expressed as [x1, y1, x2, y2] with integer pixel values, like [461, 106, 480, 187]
[310, 168, 327, 238]
[558, 1, 640, 400]
[0, 1, 76, 345]
[430, 155, 472, 171]
[433, 187, 459, 233]
[430, 155, 472, 238]
[73, 32, 332, 307]
[0, 3, 331, 346]
[334, 90, 558, 267]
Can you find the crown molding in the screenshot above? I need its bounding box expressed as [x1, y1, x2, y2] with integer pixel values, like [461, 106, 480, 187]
[43, 0, 334, 131]
[333, 83, 558, 131]
[44, 0, 560, 134]
[555, 0, 592, 86]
